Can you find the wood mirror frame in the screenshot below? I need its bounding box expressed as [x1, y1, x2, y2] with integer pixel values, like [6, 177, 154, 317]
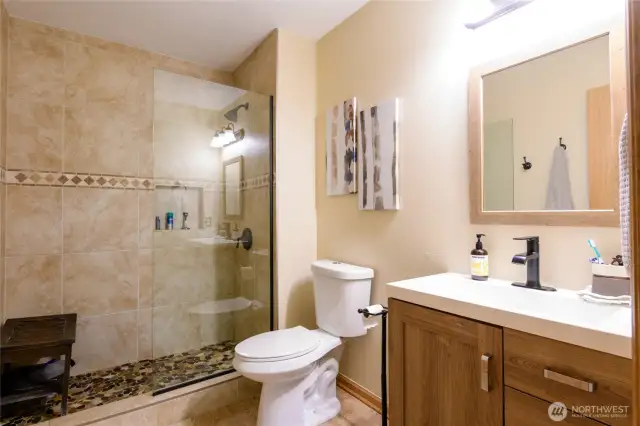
[468, 23, 627, 227]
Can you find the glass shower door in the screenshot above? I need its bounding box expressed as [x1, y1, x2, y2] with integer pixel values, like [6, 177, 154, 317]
[150, 70, 273, 392]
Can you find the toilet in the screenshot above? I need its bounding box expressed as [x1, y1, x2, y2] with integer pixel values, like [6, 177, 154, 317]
[232, 260, 374, 426]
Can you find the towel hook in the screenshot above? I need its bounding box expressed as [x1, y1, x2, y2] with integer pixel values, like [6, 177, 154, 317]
[559, 137, 567, 150]
[522, 157, 532, 171]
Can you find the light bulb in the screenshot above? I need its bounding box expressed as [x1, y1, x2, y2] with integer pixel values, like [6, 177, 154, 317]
[210, 132, 224, 148]
[223, 128, 236, 144]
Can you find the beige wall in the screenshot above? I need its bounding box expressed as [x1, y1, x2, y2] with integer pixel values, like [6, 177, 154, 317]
[276, 29, 317, 329]
[484, 36, 610, 210]
[316, 0, 624, 395]
[3, 17, 234, 375]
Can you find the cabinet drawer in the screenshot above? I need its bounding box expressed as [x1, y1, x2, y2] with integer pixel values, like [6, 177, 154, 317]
[506, 387, 602, 426]
[504, 329, 631, 426]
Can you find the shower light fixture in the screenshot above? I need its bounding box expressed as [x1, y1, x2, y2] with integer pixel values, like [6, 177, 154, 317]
[210, 123, 245, 148]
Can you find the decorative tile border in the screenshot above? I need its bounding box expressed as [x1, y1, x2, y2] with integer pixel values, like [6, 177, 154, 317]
[242, 173, 273, 191]
[2, 170, 274, 191]
[5, 170, 154, 190]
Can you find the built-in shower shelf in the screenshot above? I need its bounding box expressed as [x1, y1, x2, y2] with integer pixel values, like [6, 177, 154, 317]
[188, 298, 264, 315]
[189, 237, 236, 246]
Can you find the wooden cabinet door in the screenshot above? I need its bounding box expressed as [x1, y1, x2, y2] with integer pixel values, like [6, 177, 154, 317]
[389, 298, 503, 426]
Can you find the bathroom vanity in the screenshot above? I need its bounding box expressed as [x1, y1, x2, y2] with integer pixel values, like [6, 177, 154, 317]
[387, 274, 632, 426]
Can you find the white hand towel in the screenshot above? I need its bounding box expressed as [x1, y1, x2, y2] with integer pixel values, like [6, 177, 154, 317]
[545, 146, 575, 210]
[578, 285, 631, 306]
[618, 114, 630, 269]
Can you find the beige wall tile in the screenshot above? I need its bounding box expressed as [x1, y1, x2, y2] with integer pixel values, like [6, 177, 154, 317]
[64, 41, 146, 109]
[8, 20, 65, 104]
[63, 250, 137, 316]
[63, 187, 138, 252]
[139, 249, 153, 309]
[153, 247, 214, 306]
[196, 312, 233, 347]
[64, 104, 144, 176]
[152, 304, 200, 357]
[232, 30, 277, 96]
[153, 119, 219, 181]
[5, 254, 62, 318]
[7, 97, 63, 170]
[146, 53, 233, 85]
[138, 307, 152, 360]
[212, 246, 236, 300]
[139, 191, 154, 249]
[6, 185, 62, 256]
[73, 311, 137, 374]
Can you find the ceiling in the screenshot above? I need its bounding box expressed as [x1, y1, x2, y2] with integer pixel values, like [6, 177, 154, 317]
[154, 70, 246, 110]
[6, 0, 368, 71]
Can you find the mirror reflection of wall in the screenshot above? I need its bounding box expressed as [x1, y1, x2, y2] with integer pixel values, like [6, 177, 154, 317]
[482, 35, 612, 212]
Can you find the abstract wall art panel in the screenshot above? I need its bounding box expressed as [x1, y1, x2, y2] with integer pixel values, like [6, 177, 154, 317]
[358, 98, 399, 210]
[326, 98, 357, 196]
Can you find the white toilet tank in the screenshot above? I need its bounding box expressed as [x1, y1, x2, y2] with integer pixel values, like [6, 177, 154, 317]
[311, 260, 374, 337]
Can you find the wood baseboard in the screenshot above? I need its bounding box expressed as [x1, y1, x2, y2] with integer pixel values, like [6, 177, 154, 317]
[336, 373, 382, 414]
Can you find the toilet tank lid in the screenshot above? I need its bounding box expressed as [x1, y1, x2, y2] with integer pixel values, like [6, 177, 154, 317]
[311, 260, 374, 280]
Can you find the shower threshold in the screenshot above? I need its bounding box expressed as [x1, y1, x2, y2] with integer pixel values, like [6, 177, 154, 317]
[0, 341, 236, 426]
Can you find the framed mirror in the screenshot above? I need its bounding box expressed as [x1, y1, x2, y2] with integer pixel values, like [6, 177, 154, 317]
[223, 156, 243, 218]
[468, 24, 626, 226]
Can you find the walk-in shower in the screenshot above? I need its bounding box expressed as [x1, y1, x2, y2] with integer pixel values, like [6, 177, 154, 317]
[0, 69, 274, 426]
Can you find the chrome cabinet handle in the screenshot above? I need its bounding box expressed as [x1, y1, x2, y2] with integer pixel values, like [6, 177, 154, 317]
[543, 369, 596, 392]
[480, 353, 491, 392]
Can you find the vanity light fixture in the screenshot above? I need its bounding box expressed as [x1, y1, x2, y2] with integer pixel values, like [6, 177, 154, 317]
[465, 0, 535, 29]
[210, 123, 246, 148]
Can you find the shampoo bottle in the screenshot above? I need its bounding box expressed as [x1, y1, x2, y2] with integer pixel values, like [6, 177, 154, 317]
[471, 234, 489, 281]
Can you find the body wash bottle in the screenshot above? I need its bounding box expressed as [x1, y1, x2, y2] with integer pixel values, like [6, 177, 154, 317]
[471, 234, 489, 281]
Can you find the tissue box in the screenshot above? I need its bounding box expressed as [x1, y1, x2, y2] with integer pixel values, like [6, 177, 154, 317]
[591, 264, 630, 296]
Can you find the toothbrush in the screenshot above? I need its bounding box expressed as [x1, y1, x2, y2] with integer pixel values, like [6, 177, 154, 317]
[588, 239, 603, 264]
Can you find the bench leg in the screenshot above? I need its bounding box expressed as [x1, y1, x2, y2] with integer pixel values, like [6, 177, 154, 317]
[61, 349, 72, 415]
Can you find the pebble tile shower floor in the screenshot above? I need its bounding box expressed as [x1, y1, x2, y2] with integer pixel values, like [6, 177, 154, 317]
[1, 341, 236, 426]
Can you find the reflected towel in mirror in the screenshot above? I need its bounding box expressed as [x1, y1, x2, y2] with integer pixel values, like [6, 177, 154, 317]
[545, 146, 575, 210]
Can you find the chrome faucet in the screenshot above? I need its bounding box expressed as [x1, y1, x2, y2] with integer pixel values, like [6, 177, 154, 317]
[511, 236, 556, 292]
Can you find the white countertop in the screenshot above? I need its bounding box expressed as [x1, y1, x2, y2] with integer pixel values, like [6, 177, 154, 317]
[387, 273, 632, 358]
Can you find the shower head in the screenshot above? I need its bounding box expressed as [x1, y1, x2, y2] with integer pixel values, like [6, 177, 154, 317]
[224, 103, 249, 123]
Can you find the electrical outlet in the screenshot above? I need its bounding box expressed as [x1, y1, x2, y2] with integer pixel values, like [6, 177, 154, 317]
[204, 216, 212, 227]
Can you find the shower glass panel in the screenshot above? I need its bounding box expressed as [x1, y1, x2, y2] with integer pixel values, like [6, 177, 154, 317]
[151, 70, 273, 393]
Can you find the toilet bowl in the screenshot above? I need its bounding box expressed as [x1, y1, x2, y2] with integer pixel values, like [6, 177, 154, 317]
[233, 260, 375, 426]
[233, 327, 342, 426]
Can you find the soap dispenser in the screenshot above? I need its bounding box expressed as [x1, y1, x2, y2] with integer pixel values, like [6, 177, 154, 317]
[471, 234, 489, 281]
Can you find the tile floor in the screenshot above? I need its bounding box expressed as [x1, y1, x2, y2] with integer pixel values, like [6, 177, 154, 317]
[170, 388, 382, 426]
[1, 342, 236, 426]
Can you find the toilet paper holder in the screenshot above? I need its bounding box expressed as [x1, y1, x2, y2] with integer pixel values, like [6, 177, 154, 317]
[358, 304, 388, 426]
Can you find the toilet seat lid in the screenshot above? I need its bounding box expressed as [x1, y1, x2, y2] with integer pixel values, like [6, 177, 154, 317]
[235, 326, 321, 362]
